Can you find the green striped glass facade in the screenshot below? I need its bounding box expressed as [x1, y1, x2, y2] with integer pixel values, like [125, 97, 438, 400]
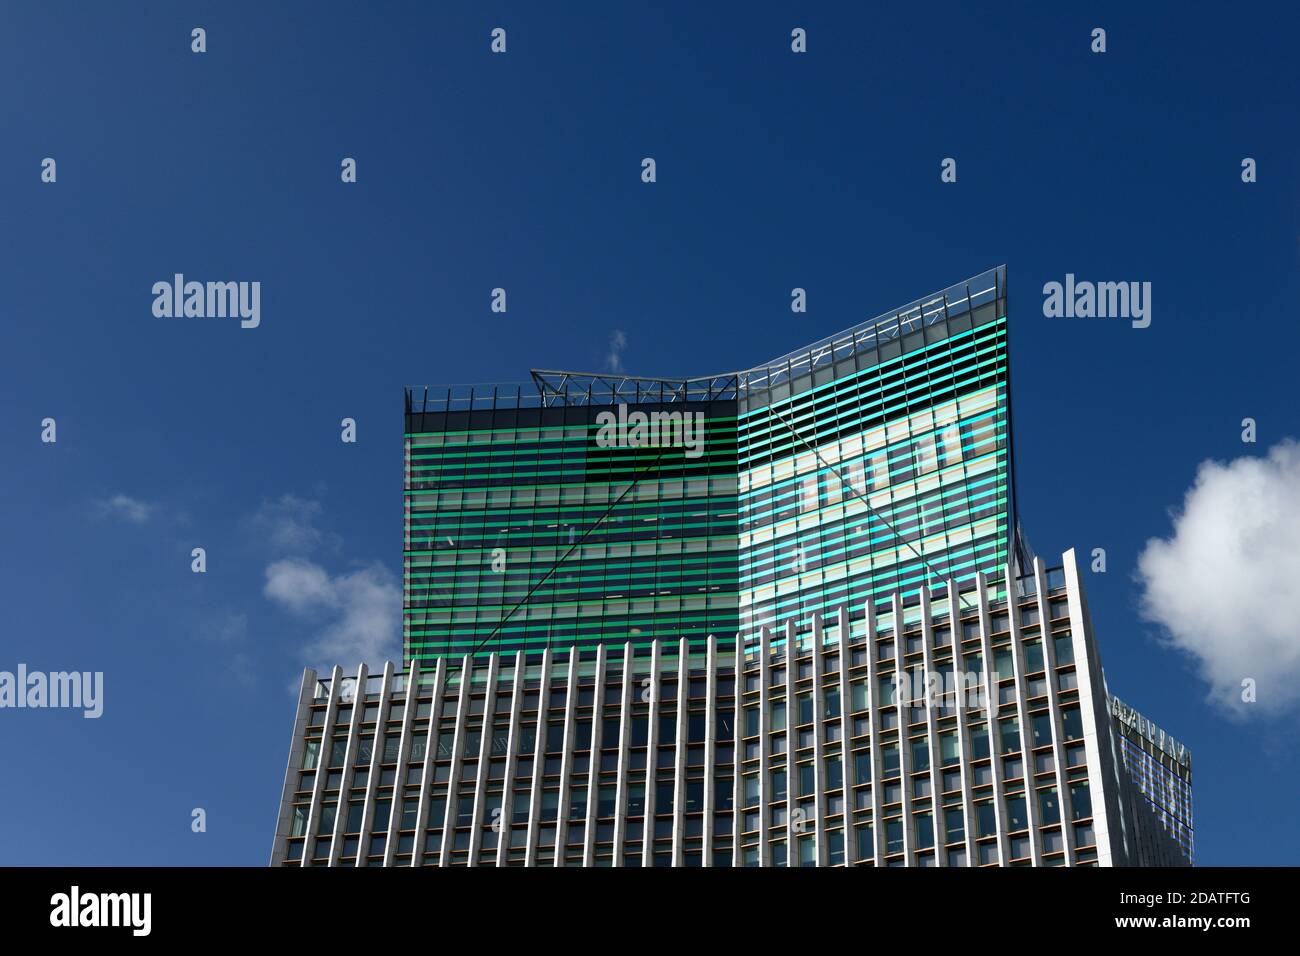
[404, 402, 741, 665]
[737, 312, 1011, 636]
[405, 267, 1014, 666]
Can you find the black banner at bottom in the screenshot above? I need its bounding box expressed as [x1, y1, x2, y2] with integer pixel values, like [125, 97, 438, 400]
[0, 865, 1282, 941]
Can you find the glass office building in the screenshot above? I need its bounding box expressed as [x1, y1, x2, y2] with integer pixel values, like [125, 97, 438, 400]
[271, 550, 1191, 867]
[404, 266, 1019, 667]
[1110, 696, 1194, 864]
[272, 267, 1191, 867]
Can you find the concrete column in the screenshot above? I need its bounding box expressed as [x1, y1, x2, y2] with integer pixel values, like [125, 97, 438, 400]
[438, 655, 473, 865]
[495, 651, 525, 867]
[671, 637, 689, 866]
[270, 667, 317, 865]
[410, 657, 447, 865]
[524, 648, 553, 866]
[702, 635, 718, 865]
[553, 650, 580, 864]
[300, 664, 344, 866]
[468, 653, 501, 864]
[328, 663, 369, 866]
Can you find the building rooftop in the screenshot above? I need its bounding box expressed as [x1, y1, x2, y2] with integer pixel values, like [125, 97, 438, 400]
[407, 265, 1005, 413]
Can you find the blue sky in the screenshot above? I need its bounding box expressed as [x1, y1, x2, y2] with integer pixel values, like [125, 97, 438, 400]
[2, 1, 1297, 866]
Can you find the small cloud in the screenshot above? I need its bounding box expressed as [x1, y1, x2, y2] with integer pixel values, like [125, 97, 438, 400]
[264, 558, 400, 668]
[246, 494, 338, 554]
[605, 329, 628, 373]
[1137, 439, 1300, 718]
[201, 612, 248, 643]
[95, 494, 154, 524]
[229, 651, 257, 689]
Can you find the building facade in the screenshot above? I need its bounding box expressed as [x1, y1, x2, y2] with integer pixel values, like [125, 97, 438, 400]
[403, 267, 1017, 665]
[1110, 696, 1194, 864]
[271, 550, 1190, 867]
[272, 266, 1191, 867]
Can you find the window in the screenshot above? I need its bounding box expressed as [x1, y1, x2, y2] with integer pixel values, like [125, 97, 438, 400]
[1054, 634, 1074, 665]
[329, 740, 348, 766]
[827, 829, 845, 866]
[826, 756, 842, 790]
[850, 680, 868, 712]
[463, 731, 487, 761]
[655, 782, 674, 815]
[408, 734, 428, 762]
[944, 808, 964, 843]
[541, 789, 560, 822]
[1005, 795, 1028, 831]
[824, 687, 840, 719]
[764, 764, 785, 806]
[939, 732, 959, 766]
[626, 783, 646, 816]
[798, 763, 815, 798]
[1031, 713, 1052, 747]
[915, 811, 935, 848]
[1038, 787, 1061, 825]
[770, 701, 787, 733]
[511, 792, 530, 825]
[854, 752, 872, 785]
[797, 834, 816, 867]
[968, 725, 990, 760]
[885, 819, 904, 854]
[688, 712, 706, 743]
[546, 723, 565, 752]
[1070, 782, 1092, 820]
[910, 739, 930, 772]
[1023, 640, 1044, 671]
[856, 824, 874, 860]
[999, 717, 1020, 755]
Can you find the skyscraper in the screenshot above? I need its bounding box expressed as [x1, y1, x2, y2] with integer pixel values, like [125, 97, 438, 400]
[272, 266, 1191, 867]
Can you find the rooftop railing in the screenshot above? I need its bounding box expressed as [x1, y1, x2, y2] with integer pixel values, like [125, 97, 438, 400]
[406, 265, 1005, 413]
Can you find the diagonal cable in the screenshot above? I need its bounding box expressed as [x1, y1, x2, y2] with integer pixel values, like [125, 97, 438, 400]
[766, 402, 973, 610]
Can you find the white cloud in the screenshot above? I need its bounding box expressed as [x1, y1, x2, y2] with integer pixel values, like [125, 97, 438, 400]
[605, 329, 628, 373]
[264, 558, 400, 668]
[1137, 439, 1300, 717]
[247, 494, 337, 554]
[96, 494, 153, 524]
